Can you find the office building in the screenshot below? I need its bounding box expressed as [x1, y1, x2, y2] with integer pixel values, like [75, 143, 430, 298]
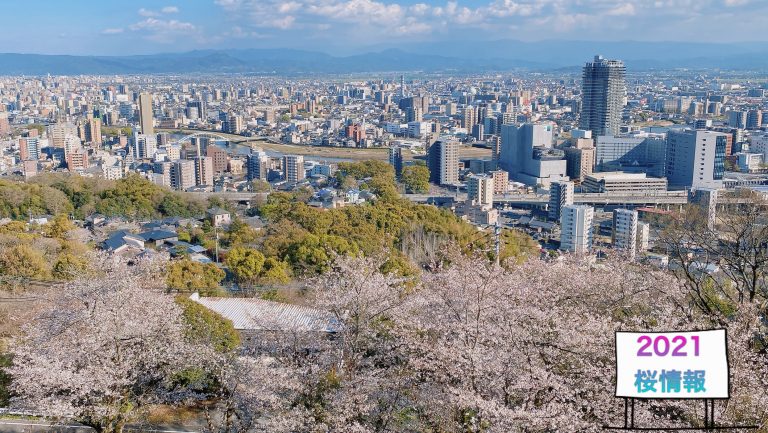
[466, 173, 494, 207]
[582, 172, 667, 193]
[595, 134, 666, 176]
[580, 55, 626, 137]
[747, 110, 762, 130]
[187, 100, 206, 121]
[283, 155, 305, 183]
[194, 156, 214, 187]
[560, 205, 594, 254]
[728, 110, 747, 129]
[612, 209, 638, 259]
[548, 181, 574, 221]
[499, 123, 567, 186]
[427, 140, 459, 185]
[388, 147, 403, 176]
[665, 130, 727, 190]
[138, 93, 154, 136]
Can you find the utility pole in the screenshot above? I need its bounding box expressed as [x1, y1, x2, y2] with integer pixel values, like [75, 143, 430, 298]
[494, 220, 501, 266]
[215, 226, 220, 264]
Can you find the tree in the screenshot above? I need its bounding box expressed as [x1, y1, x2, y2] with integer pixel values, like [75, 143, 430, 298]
[43, 214, 75, 239]
[176, 295, 240, 353]
[259, 257, 292, 285]
[658, 190, 768, 307]
[400, 165, 430, 193]
[0, 244, 50, 280]
[166, 258, 225, 294]
[225, 246, 265, 286]
[9, 256, 215, 433]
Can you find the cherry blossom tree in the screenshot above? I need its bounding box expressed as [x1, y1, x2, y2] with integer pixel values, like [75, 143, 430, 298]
[8, 255, 215, 433]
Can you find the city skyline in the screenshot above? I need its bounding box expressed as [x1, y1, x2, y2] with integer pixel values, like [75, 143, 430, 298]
[4, 0, 768, 56]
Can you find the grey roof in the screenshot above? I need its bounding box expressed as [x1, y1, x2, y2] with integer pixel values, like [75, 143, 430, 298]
[190, 294, 338, 333]
[137, 229, 177, 241]
[102, 230, 133, 251]
[207, 207, 230, 216]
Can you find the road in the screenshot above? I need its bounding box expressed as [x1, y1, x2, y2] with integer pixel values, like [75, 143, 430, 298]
[0, 419, 198, 433]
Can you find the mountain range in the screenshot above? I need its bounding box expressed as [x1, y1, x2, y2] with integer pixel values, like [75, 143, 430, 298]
[2, 40, 768, 75]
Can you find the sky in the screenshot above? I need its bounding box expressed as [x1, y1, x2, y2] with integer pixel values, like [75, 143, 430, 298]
[3, 0, 768, 55]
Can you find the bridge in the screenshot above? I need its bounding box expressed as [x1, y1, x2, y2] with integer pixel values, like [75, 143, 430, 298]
[171, 131, 236, 147]
[404, 191, 689, 207]
[186, 191, 269, 202]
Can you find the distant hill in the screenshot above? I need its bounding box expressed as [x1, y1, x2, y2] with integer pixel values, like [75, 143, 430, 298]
[2, 40, 768, 75]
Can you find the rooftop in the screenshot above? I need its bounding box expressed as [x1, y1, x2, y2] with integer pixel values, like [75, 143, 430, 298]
[190, 293, 338, 333]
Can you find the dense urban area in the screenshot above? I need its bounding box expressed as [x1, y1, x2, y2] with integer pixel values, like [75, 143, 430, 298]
[1, 49, 768, 433]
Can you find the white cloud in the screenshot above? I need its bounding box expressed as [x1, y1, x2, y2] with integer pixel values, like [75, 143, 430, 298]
[606, 3, 636, 16]
[101, 28, 125, 34]
[138, 8, 159, 17]
[206, 0, 768, 46]
[161, 6, 180, 13]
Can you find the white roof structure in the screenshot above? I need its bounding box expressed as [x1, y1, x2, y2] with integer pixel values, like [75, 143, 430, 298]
[190, 293, 338, 333]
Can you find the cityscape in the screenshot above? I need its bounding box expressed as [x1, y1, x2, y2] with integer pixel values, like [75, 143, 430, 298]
[2, 1, 768, 433]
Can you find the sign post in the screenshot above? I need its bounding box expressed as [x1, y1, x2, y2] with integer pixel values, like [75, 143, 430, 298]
[605, 329, 756, 431]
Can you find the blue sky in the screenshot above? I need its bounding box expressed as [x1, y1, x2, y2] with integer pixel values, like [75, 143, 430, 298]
[3, 0, 768, 55]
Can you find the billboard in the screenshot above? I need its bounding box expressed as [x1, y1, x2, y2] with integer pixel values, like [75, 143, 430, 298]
[615, 329, 729, 399]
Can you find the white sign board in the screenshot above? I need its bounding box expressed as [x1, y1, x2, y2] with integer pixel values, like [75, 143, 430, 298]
[615, 329, 729, 399]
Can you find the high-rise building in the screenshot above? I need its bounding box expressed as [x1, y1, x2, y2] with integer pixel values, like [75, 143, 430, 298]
[0, 112, 10, 136]
[47, 123, 77, 148]
[138, 93, 154, 136]
[132, 132, 157, 160]
[612, 209, 638, 259]
[19, 137, 40, 161]
[637, 222, 650, 253]
[224, 114, 243, 134]
[171, 159, 196, 191]
[580, 55, 626, 137]
[247, 152, 270, 181]
[283, 155, 305, 183]
[594, 134, 667, 176]
[746, 110, 762, 130]
[548, 181, 574, 221]
[499, 123, 567, 186]
[565, 137, 596, 183]
[194, 156, 214, 187]
[490, 169, 509, 194]
[466, 173, 494, 207]
[207, 146, 229, 173]
[65, 149, 89, 171]
[666, 130, 727, 190]
[560, 205, 594, 254]
[85, 117, 102, 145]
[728, 110, 747, 129]
[690, 188, 718, 230]
[462, 106, 475, 132]
[427, 140, 459, 185]
[388, 147, 403, 176]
